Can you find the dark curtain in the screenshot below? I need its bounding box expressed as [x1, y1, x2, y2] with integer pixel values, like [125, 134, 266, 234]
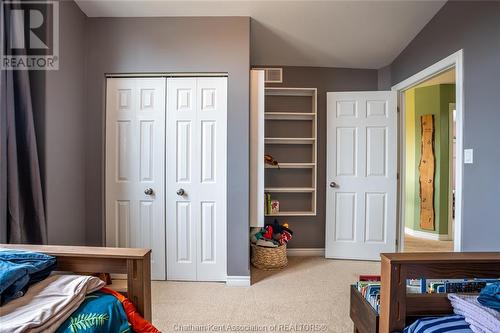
[1, 2, 47, 244]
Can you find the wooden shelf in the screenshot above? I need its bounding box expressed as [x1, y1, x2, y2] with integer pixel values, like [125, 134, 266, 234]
[265, 211, 316, 217]
[265, 112, 315, 120]
[265, 87, 316, 96]
[265, 187, 315, 193]
[265, 162, 315, 169]
[265, 137, 315, 144]
[261, 86, 318, 219]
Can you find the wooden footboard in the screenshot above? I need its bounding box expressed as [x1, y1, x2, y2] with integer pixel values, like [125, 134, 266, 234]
[0, 244, 152, 321]
[379, 252, 500, 333]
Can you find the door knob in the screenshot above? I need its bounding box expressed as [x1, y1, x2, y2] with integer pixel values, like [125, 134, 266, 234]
[176, 188, 185, 196]
[144, 188, 154, 195]
[329, 182, 338, 188]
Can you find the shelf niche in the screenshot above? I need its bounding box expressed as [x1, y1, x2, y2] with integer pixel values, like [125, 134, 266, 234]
[264, 87, 317, 217]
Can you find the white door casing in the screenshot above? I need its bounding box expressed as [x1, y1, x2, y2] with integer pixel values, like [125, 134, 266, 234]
[249, 70, 265, 228]
[325, 91, 397, 260]
[166, 77, 227, 281]
[105, 78, 166, 280]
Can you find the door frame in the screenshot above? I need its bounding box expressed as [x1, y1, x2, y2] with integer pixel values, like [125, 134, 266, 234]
[103, 73, 229, 281]
[392, 50, 464, 252]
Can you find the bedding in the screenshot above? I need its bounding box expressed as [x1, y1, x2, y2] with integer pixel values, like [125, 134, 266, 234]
[478, 282, 500, 312]
[448, 293, 500, 333]
[55, 290, 131, 333]
[0, 249, 56, 304]
[0, 274, 105, 333]
[100, 287, 160, 333]
[402, 315, 473, 333]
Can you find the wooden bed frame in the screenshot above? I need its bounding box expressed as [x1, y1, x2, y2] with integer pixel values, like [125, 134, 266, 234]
[379, 252, 500, 333]
[0, 244, 152, 321]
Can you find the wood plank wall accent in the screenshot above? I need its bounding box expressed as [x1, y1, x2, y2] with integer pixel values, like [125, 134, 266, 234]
[419, 115, 435, 230]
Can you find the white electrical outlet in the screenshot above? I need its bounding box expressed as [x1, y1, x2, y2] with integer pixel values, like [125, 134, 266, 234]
[464, 149, 474, 164]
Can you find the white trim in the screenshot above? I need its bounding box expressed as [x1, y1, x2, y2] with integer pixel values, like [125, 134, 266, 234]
[105, 72, 228, 78]
[405, 227, 451, 241]
[287, 248, 325, 257]
[226, 276, 251, 287]
[393, 49, 464, 253]
[448, 103, 456, 241]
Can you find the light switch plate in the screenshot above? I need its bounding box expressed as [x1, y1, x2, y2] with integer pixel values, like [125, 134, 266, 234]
[464, 149, 474, 164]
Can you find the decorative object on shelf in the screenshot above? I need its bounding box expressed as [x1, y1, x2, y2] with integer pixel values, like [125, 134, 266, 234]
[419, 114, 435, 231]
[250, 220, 294, 270]
[264, 154, 280, 168]
[270, 200, 280, 215]
[265, 193, 272, 215]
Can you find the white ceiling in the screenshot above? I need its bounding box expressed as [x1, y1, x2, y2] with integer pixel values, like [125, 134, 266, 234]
[75, 0, 446, 69]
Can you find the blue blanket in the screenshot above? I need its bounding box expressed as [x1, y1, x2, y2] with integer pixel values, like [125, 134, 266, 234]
[0, 249, 56, 304]
[403, 315, 473, 333]
[478, 282, 500, 312]
[56, 291, 131, 333]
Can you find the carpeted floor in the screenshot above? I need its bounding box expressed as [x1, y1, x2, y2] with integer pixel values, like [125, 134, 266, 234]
[152, 257, 379, 332]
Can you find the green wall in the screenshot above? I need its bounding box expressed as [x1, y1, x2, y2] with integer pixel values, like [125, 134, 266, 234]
[405, 84, 455, 235]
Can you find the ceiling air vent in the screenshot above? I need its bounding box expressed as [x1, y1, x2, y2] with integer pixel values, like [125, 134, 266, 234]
[254, 68, 283, 83]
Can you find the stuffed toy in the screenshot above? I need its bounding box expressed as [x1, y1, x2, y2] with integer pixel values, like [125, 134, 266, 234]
[282, 226, 293, 236]
[263, 225, 273, 240]
[279, 230, 293, 245]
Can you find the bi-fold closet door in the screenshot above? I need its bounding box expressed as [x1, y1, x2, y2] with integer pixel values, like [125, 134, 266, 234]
[105, 77, 227, 282]
[166, 78, 227, 281]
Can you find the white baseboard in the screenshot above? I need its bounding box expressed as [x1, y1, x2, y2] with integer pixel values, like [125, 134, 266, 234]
[287, 248, 325, 257]
[405, 227, 451, 241]
[226, 276, 251, 287]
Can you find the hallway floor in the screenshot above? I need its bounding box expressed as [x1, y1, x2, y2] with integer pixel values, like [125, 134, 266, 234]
[151, 257, 379, 332]
[404, 234, 454, 252]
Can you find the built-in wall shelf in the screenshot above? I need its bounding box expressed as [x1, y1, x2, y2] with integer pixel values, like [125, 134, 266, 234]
[265, 137, 315, 145]
[265, 211, 316, 217]
[265, 112, 315, 120]
[265, 162, 315, 169]
[265, 87, 316, 97]
[264, 87, 318, 218]
[265, 187, 315, 193]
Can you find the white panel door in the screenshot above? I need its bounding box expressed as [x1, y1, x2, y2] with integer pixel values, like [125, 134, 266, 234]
[166, 77, 227, 281]
[325, 91, 397, 260]
[105, 78, 166, 280]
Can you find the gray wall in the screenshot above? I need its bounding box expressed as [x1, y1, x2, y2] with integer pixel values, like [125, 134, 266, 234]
[260, 66, 378, 248]
[389, 1, 500, 251]
[377, 65, 391, 91]
[85, 17, 251, 276]
[29, 0, 88, 245]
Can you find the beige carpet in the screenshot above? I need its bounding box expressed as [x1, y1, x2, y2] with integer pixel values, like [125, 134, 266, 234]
[404, 234, 454, 252]
[152, 257, 379, 332]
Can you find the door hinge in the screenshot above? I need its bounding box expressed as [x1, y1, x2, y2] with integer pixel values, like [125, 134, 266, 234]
[395, 238, 398, 247]
[397, 173, 400, 180]
[397, 106, 400, 113]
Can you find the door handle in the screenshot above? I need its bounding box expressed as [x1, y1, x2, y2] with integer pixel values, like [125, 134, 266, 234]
[144, 188, 154, 195]
[329, 182, 338, 188]
[176, 188, 185, 196]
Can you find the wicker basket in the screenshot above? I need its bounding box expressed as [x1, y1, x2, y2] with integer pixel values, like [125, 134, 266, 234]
[251, 243, 287, 270]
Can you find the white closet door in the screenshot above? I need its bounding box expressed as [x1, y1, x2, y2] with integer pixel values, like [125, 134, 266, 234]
[166, 77, 227, 281]
[105, 78, 166, 280]
[325, 91, 397, 260]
